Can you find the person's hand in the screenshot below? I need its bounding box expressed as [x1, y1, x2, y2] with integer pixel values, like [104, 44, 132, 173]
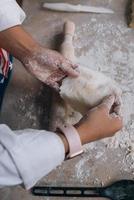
[0, 26, 79, 91]
[21, 46, 79, 91]
[75, 95, 123, 145]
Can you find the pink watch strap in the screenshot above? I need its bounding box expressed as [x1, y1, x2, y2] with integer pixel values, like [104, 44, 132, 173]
[59, 124, 83, 158]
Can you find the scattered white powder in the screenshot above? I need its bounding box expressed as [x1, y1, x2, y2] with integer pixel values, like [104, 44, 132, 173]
[72, 18, 134, 181]
[73, 19, 134, 141]
[75, 157, 91, 183]
[49, 7, 134, 184]
[91, 18, 97, 22]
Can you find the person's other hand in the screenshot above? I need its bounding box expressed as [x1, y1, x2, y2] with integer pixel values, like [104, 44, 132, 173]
[75, 95, 123, 145]
[0, 26, 78, 90]
[22, 46, 79, 91]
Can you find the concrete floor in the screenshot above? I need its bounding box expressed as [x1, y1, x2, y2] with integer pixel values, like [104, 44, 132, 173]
[0, 0, 134, 200]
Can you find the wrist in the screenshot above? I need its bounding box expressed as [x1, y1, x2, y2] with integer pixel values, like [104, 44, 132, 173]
[56, 132, 69, 155]
[57, 125, 88, 149]
[75, 125, 93, 145]
[75, 126, 86, 145]
[58, 125, 83, 158]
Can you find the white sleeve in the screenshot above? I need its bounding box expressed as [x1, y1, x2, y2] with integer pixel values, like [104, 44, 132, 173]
[0, 0, 26, 32]
[0, 124, 65, 189]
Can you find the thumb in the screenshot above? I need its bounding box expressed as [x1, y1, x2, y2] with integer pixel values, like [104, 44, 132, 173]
[110, 113, 123, 130]
[59, 61, 79, 77]
[99, 95, 115, 113]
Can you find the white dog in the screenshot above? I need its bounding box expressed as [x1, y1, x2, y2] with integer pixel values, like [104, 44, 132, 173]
[60, 66, 122, 115]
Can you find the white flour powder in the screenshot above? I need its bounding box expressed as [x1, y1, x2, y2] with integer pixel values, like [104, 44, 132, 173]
[72, 18, 134, 180]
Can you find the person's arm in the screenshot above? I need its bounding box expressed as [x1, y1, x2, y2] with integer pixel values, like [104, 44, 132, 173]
[0, 0, 78, 90]
[75, 95, 123, 144]
[0, 96, 123, 189]
[0, 25, 79, 90]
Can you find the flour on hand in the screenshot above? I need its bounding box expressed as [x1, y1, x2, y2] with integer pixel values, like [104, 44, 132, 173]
[60, 66, 122, 115]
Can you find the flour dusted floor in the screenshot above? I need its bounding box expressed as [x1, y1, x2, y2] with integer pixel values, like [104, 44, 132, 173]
[74, 17, 134, 160]
[0, 0, 134, 200]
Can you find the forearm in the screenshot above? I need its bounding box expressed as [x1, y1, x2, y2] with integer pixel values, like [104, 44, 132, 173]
[57, 127, 90, 155]
[0, 25, 39, 60]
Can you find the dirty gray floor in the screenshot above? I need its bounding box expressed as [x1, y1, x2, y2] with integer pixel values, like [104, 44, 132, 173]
[0, 0, 134, 200]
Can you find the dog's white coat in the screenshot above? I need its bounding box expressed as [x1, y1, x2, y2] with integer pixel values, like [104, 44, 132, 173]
[60, 66, 121, 115]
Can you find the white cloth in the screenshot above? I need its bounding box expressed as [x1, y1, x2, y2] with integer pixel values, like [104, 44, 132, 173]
[0, 0, 26, 32]
[0, 125, 65, 189]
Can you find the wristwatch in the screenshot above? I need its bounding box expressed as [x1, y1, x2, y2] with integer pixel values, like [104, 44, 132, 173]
[59, 124, 83, 158]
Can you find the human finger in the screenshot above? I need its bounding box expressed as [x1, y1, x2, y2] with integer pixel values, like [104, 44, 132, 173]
[113, 96, 122, 116]
[58, 61, 79, 77]
[114, 104, 122, 116]
[110, 114, 123, 130]
[45, 79, 60, 92]
[98, 95, 115, 113]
